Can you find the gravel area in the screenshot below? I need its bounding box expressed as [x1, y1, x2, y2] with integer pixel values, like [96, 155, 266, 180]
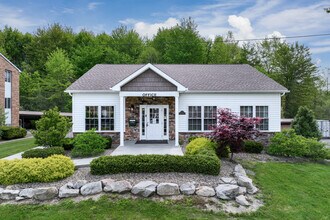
[1, 160, 236, 190]
[232, 152, 312, 163]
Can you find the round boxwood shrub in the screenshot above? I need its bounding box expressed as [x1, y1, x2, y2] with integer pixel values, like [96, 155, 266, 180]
[0, 155, 74, 185]
[244, 140, 264, 153]
[185, 137, 216, 156]
[71, 130, 108, 158]
[22, 147, 65, 158]
[0, 126, 27, 140]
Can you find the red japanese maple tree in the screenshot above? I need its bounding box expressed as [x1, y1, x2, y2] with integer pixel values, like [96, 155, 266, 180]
[209, 108, 261, 160]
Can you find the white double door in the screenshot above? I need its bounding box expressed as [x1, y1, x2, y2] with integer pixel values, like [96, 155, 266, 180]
[140, 105, 169, 140]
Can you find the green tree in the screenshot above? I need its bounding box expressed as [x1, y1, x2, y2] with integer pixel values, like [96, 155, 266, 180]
[43, 48, 74, 111]
[208, 32, 242, 64]
[152, 18, 207, 63]
[243, 39, 319, 117]
[32, 107, 71, 147]
[138, 46, 160, 63]
[292, 106, 322, 139]
[19, 71, 43, 111]
[0, 107, 7, 126]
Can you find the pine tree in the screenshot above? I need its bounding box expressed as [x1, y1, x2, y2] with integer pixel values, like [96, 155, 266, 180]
[292, 106, 322, 139]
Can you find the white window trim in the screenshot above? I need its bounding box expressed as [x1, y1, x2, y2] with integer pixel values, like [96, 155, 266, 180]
[85, 105, 116, 132]
[188, 105, 217, 132]
[239, 105, 269, 131]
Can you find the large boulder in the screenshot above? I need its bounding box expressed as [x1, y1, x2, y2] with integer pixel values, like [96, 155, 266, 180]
[101, 179, 115, 188]
[237, 175, 258, 194]
[234, 164, 247, 177]
[157, 183, 180, 196]
[131, 181, 158, 197]
[0, 189, 20, 200]
[215, 184, 240, 200]
[19, 188, 35, 199]
[180, 182, 196, 195]
[235, 195, 250, 206]
[104, 180, 132, 193]
[80, 181, 103, 196]
[33, 187, 58, 201]
[195, 186, 215, 197]
[220, 177, 237, 185]
[72, 180, 88, 189]
[247, 185, 259, 194]
[59, 184, 80, 198]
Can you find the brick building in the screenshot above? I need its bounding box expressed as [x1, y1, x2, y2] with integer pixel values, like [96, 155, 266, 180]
[0, 53, 20, 126]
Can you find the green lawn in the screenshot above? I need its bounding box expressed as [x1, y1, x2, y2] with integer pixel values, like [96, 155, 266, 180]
[0, 162, 329, 219]
[0, 138, 37, 158]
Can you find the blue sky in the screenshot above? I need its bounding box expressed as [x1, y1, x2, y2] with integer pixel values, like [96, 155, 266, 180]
[0, 0, 330, 73]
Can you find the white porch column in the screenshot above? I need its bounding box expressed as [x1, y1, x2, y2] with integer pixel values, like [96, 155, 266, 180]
[175, 94, 179, 146]
[119, 94, 125, 146]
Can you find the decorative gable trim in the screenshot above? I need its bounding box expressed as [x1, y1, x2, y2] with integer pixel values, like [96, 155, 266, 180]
[111, 63, 188, 92]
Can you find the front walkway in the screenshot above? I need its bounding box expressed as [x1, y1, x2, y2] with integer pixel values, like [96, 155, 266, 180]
[111, 141, 183, 156]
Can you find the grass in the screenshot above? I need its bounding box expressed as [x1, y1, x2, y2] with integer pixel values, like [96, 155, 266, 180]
[0, 162, 329, 219]
[0, 138, 37, 158]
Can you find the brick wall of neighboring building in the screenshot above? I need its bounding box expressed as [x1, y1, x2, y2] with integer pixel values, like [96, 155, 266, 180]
[0, 55, 20, 126]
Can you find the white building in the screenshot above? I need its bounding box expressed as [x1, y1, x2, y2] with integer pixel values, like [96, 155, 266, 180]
[66, 64, 288, 146]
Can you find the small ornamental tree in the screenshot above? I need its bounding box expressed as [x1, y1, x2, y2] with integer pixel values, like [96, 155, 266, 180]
[209, 108, 261, 160]
[292, 106, 322, 140]
[32, 107, 71, 147]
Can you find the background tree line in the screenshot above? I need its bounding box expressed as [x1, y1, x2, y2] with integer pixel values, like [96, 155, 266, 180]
[0, 18, 328, 119]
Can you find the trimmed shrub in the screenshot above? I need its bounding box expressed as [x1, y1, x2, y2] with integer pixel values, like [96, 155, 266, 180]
[268, 129, 327, 159]
[62, 138, 74, 150]
[71, 130, 108, 158]
[0, 155, 74, 185]
[0, 126, 27, 140]
[185, 137, 218, 157]
[292, 106, 322, 140]
[91, 154, 220, 176]
[22, 147, 65, 158]
[32, 107, 71, 147]
[244, 140, 264, 153]
[103, 136, 112, 149]
[188, 136, 199, 143]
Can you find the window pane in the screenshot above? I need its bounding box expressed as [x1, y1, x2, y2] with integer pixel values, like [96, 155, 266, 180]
[5, 98, 11, 109]
[256, 106, 269, 130]
[5, 70, 12, 82]
[204, 106, 217, 130]
[101, 106, 114, 131]
[85, 106, 98, 130]
[188, 106, 202, 131]
[240, 106, 253, 117]
[164, 108, 167, 135]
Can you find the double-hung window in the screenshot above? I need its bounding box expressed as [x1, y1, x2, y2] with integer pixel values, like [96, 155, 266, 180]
[5, 70, 12, 83]
[188, 106, 201, 131]
[204, 106, 217, 130]
[240, 106, 253, 117]
[5, 98, 11, 109]
[256, 106, 269, 131]
[85, 106, 98, 130]
[101, 106, 114, 131]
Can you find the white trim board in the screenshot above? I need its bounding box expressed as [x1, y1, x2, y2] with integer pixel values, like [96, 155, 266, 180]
[0, 53, 22, 73]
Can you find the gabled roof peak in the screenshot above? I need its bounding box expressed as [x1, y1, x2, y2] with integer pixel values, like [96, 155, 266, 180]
[0, 53, 22, 73]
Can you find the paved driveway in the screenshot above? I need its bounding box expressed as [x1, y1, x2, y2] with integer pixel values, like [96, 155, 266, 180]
[111, 141, 183, 156]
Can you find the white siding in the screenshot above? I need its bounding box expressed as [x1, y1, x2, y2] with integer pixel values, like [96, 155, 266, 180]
[178, 93, 281, 132]
[72, 93, 120, 132]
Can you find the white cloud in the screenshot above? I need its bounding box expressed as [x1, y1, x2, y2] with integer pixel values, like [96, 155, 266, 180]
[228, 15, 255, 39]
[62, 8, 74, 14]
[240, 0, 282, 20]
[119, 17, 179, 38]
[310, 46, 330, 54]
[88, 2, 103, 10]
[0, 4, 43, 32]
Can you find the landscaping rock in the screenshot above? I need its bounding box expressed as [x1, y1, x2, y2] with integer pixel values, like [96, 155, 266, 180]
[104, 180, 132, 193]
[131, 181, 158, 197]
[72, 180, 88, 189]
[237, 175, 254, 189]
[238, 187, 247, 195]
[157, 183, 180, 196]
[215, 184, 240, 200]
[15, 196, 26, 201]
[0, 188, 3, 194]
[33, 187, 58, 201]
[19, 188, 35, 199]
[0, 189, 20, 200]
[195, 186, 215, 197]
[101, 178, 115, 188]
[59, 184, 80, 198]
[180, 182, 196, 195]
[80, 181, 102, 196]
[247, 186, 259, 194]
[234, 164, 246, 177]
[235, 195, 250, 206]
[220, 177, 237, 185]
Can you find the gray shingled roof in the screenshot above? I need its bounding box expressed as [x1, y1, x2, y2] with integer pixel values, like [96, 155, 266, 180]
[66, 64, 288, 92]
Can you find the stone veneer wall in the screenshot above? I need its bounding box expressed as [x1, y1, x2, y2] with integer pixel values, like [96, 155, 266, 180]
[125, 97, 175, 141]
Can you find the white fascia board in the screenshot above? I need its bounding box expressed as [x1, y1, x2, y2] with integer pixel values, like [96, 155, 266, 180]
[0, 53, 22, 73]
[65, 90, 117, 93]
[184, 90, 289, 93]
[111, 63, 188, 92]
